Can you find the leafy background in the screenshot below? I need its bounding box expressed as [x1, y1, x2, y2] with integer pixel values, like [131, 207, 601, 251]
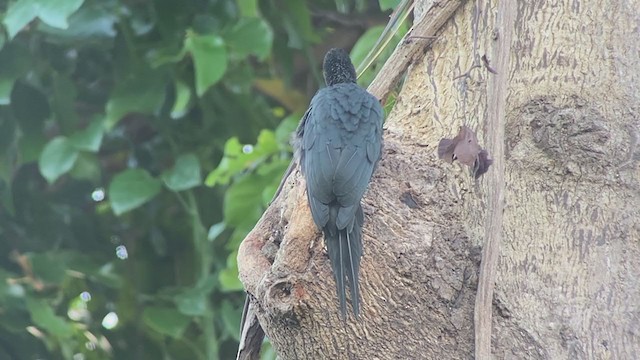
[0, 0, 404, 358]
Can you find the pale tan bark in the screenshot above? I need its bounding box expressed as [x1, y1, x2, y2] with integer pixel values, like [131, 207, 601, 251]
[238, 0, 640, 359]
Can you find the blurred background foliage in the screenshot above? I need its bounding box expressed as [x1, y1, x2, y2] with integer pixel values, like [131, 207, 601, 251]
[0, 0, 406, 358]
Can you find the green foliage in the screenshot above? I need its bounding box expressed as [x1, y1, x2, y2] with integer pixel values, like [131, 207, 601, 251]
[162, 153, 202, 192]
[3, 0, 85, 39]
[0, 0, 392, 358]
[352, 9, 409, 87]
[104, 69, 166, 128]
[27, 297, 75, 339]
[142, 306, 192, 339]
[38, 136, 79, 183]
[109, 169, 162, 215]
[185, 32, 228, 97]
[226, 18, 274, 60]
[379, 0, 402, 11]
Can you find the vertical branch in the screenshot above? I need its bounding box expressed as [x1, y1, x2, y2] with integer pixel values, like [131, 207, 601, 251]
[473, 1, 515, 359]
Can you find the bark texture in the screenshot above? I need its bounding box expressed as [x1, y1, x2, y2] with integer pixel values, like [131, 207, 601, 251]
[237, 0, 640, 359]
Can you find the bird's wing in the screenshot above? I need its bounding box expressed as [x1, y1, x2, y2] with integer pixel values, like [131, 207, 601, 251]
[334, 96, 382, 230]
[303, 88, 383, 230]
[302, 94, 338, 228]
[294, 107, 312, 164]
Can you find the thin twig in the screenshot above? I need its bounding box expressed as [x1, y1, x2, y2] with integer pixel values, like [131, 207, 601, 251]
[453, 63, 481, 80]
[481, 54, 498, 74]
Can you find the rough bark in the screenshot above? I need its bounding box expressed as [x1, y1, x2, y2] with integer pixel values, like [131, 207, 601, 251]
[237, 0, 640, 359]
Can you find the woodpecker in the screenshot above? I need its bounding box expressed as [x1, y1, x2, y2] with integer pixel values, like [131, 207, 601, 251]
[294, 48, 383, 318]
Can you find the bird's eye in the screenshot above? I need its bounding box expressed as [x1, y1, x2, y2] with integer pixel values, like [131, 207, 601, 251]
[452, 154, 457, 161]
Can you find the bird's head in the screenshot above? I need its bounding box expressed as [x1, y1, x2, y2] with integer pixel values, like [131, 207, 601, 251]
[322, 48, 357, 86]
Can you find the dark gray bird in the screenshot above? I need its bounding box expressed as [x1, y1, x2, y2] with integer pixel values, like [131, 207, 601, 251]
[236, 49, 381, 359]
[295, 48, 383, 317]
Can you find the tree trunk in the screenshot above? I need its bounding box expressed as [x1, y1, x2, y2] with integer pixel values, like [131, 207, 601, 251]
[237, 0, 640, 358]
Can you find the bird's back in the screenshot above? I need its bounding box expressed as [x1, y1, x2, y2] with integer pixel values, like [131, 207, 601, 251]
[299, 81, 382, 317]
[302, 83, 382, 226]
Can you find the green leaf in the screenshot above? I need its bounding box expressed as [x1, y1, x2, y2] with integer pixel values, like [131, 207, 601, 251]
[69, 118, 105, 152]
[275, 113, 301, 147]
[26, 298, 74, 339]
[174, 289, 207, 316]
[218, 253, 243, 292]
[350, 26, 385, 68]
[147, 45, 187, 68]
[30, 252, 68, 284]
[0, 79, 13, 105]
[38, 137, 79, 183]
[3, 1, 38, 40]
[174, 276, 215, 316]
[162, 153, 202, 192]
[223, 175, 265, 228]
[0, 43, 33, 105]
[69, 152, 101, 182]
[207, 222, 225, 242]
[281, 1, 320, 48]
[255, 129, 278, 155]
[105, 70, 166, 128]
[37, 2, 117, 43]
[353, 6, 410, 85]
[236, 0, 259, 17]
[218, 268, 243, 291]
[220, 300, 241, 340]
[225, 18, 273, 60]
[142, 306, 191, 338]
[258, 159, 289, 204]
[204, 137, 243, 186]
[261, 343, 277, 360]
[19, 133, 46, 164]
[262, 183, 277, 205]
[170, 81, 192, 119]
[379, 0, 401, 11]
[0, 154, 14, 214]
[227, 228, 250, 250]
[3, 0, 85, 39]
[205, 130, 281, 187]
[29, 0, 85, 29]
[351, 26, 385, 86]
[109, 169, 162, 215]
[185, 32, 227, 96]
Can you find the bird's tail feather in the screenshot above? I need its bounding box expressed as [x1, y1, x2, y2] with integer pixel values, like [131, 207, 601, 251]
[325, 205, 364, 318]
